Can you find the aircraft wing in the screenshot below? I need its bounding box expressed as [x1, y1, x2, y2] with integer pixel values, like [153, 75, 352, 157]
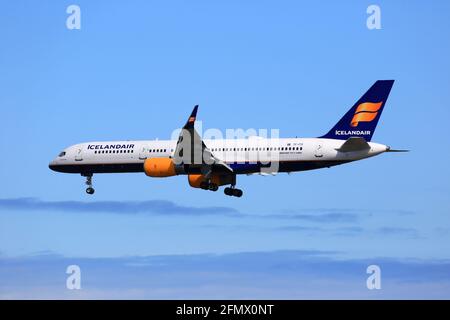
[173, 106, 233, 175]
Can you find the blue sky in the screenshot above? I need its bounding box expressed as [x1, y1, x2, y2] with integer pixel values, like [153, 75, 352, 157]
[1, 0, 450, 299]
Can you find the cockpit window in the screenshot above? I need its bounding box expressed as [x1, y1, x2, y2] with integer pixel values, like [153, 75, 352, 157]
[58, 151, 66, 157]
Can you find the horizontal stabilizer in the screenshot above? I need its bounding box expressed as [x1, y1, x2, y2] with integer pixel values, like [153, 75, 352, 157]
[336, 137, 370, 152]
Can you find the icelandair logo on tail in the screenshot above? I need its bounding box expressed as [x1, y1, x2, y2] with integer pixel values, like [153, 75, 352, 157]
[334, 101, 383, 136]
[350, 102, 383, 127]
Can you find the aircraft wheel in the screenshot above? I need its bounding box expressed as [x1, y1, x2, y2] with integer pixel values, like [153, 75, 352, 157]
[224, 187, 233, 196]
[209, 184, 219, 192]
[233, 189, 243, 198]
[86, 187, 95, 195]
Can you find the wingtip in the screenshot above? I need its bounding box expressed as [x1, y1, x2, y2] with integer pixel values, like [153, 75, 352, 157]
[191, 105, 199, 117]
[186, 105, 199, 127]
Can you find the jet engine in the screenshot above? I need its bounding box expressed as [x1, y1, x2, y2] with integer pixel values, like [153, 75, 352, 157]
[144, 158, 177, 177]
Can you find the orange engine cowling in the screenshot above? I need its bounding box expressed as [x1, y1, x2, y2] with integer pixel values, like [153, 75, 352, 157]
[188, 174, 229, 188]
[144, 158, 176, 177]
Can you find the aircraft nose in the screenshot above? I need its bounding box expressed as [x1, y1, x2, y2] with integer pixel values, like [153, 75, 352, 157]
[49, 160, 58, 171]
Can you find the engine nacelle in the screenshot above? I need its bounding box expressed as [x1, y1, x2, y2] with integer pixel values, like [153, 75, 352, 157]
[144, 158, 176, 177]
[188, 174, 232, 188]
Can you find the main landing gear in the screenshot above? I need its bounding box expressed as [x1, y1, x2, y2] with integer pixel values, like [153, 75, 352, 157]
[199, 181, 219, 192]
[224, 186, 243, 198]
[83, 174, 95, 195]
[198, 179, 243, 197]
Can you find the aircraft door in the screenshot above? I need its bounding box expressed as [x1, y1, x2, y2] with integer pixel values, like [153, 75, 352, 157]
[314, 143, 324, 158]
[75, 147, 83, 161]
[139, 146, 149, 160]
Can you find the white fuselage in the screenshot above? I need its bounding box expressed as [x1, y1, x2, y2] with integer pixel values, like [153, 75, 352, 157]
[49, 137, 388, 175]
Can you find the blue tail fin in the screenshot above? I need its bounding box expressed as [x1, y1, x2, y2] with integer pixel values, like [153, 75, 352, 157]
[320, 80, 394, 141]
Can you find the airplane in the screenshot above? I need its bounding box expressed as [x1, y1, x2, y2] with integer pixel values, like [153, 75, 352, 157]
[49, 80, 407, 198]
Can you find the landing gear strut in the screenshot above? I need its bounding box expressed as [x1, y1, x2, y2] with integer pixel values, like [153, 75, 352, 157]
[83, 174, 95, 195]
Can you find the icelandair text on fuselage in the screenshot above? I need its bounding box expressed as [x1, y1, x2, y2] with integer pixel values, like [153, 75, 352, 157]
[87, 144, 135, 150]
[335, 130, 371, 136]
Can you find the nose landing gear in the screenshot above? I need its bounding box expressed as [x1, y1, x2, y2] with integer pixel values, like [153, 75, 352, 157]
[83, 174, 95, 195]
